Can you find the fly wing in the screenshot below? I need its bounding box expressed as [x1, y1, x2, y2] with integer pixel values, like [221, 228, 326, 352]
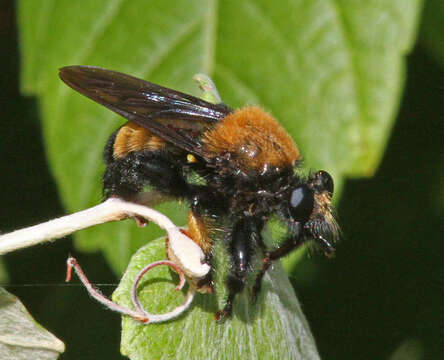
[59, 65, 232, 156]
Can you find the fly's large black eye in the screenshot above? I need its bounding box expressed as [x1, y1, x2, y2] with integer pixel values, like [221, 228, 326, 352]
[316, 171, 334, 195]
[289, 186, 314, 222]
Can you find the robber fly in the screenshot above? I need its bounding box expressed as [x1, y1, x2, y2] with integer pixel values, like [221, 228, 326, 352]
[59, 66, 339, 321]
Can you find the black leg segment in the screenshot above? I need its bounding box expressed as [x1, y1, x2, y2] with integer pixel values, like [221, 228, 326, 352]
[216, 217, 263, 321]
[251, 227, 304, 304]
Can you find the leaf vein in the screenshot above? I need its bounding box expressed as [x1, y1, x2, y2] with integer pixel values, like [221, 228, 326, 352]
[203, 0, 218, 75]
[139, 17, 202, 79]
[215, 65, 262, 105]
[69, 0, 126, 66]
[328, 0, 366, 128]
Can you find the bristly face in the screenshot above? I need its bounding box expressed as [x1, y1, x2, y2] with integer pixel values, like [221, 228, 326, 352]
[285, 170, 339, 255]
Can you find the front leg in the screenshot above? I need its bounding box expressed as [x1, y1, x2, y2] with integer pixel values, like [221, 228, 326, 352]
[251, 231, 304, 304]
[215, 217, 263, 322]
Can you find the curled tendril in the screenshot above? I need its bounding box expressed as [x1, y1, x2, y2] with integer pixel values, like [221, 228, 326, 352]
[130, 260, 195, 323]
[66, 256, 195, 324]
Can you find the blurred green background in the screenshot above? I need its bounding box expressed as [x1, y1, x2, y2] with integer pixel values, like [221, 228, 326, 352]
[1, 0, 443, 359]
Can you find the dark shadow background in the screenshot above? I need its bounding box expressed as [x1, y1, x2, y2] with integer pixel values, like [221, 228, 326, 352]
[1, 1, 443, 359]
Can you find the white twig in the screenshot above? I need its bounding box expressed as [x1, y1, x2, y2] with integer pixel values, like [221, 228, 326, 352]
[0, 198, 124, 254]
[0, 198, 210, 278]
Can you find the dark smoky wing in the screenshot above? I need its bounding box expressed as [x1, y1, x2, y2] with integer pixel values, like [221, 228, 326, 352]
[59, 65, 232, 155]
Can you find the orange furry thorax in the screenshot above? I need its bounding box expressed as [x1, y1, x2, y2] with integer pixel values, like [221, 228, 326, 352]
[202, 106, 300, 172]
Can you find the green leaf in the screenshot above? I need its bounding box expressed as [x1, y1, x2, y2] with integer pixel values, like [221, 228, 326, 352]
[113, 237, 320, 360]
[0, 261, 8, 284]
[419, 0, 444, 68]
[389, 338, 424, 360]
[0, 288, 65, 360]
[18, 0, 422, 271]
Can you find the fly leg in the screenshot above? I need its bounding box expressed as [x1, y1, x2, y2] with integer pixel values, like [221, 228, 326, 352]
[251, 234, 304, 304]
[215, 217, 263, 322]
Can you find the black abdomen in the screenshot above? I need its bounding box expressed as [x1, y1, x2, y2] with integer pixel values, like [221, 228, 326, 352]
[102, 122, 188, 200]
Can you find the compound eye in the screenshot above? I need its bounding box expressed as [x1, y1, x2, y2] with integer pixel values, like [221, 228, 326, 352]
[290, 186, 314, 222]
[316, 171, 334, 195]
